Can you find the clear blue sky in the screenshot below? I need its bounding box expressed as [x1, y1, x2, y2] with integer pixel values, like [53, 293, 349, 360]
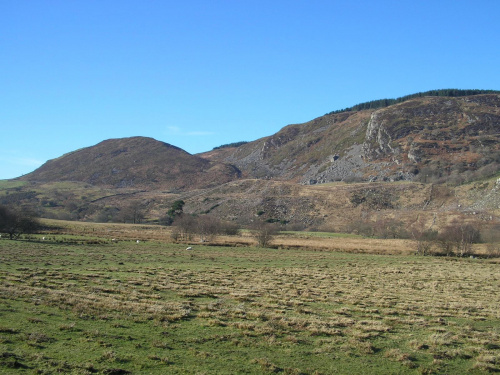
[1, 1, 499, 179]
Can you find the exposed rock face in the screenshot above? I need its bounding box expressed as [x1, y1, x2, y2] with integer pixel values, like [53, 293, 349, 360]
[363, 110, 397, 160]
[203, 94, 500, 185]
[301, 144, 368, 184]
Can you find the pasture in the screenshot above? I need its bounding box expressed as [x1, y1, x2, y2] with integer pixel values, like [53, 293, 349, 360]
[0, 233, 499, 374]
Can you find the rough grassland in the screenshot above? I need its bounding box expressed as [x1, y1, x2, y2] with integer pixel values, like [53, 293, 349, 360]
[0, 236, 499, 374]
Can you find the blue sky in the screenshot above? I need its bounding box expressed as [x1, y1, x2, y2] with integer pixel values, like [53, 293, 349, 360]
[1, 1, 499, 179]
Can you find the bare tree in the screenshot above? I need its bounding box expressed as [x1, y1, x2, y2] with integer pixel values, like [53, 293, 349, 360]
[438, 221, 480, 257]
[173, 215, 197, 241]
[412, 229, 437, 256]
[251, 221, 279, 248]
[118, 201, 145, 224]
[196, 215, 220, 242]
[0, 205, 40, 240]
[218, 220, 240, 236]
[485, 243, 500, 258]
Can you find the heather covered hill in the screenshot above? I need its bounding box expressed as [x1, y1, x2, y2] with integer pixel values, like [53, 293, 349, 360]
[20, 136, 241, 190]
[200, 93, 500, 185]
[5, 91, 500, 229]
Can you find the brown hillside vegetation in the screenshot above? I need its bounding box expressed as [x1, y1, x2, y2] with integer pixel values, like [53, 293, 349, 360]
[20, 137, 241, 190]
[201, 94, 500, 185]
[2, 92, 499, 237]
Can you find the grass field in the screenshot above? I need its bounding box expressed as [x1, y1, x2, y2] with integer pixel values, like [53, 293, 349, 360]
[0, 233, 499, 374]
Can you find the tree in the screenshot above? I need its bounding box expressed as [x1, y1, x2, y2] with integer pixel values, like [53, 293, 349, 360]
[438, 221, 480, 257]
[251, 221, 279, 248]
[196, 215, 220, 242]
[485, 243, 500, 259]
[167, 200, 185, 219]
[0, 205, 40, 240]
[412, 229, 438, 256]
[172, 214, 197, 241]
[159, 214, 174, 226]
[118, 201, 145, 224]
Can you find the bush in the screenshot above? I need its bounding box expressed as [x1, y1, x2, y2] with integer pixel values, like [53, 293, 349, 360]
[350, 189, 394, 210]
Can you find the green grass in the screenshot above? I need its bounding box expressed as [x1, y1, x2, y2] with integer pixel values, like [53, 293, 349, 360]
[0, 236, 499, 374]
[0, 180, 27, 189]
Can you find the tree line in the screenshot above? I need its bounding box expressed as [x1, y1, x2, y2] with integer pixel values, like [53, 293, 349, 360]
[212, 141, 248, 150]
[326, 89, 500, 115]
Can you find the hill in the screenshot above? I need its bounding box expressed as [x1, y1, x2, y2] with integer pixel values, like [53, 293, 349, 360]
[3, 91, 499, 233]
[200, 93, 500, 185]
[20, 136, 241, 190]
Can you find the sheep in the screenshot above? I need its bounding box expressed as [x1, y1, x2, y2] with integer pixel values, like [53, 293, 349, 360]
[186, 246, 192, 250]
[136, 240, 140, 243]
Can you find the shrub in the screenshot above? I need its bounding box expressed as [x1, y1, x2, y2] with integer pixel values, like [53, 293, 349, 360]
[350, 189, 394, 210]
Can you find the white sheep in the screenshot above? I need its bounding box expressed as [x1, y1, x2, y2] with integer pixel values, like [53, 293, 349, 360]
[136, 240, 140, 243]
[186, 246, 192, 250]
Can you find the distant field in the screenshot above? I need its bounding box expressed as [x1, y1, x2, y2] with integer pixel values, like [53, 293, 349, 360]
[38, 219, 421, 255]
[0, 232, 499, 374]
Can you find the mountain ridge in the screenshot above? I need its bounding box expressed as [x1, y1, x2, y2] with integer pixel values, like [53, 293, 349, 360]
[4, 90, 499, 231]
[200, 93, 500, 185]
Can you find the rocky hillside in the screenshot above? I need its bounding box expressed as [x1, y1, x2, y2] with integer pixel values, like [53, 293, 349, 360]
[20, 137, 241, 190]
[201, 93, 500, 185]
[4, 91, 499, 233]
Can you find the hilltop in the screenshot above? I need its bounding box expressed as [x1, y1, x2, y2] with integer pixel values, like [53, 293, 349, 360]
[20, 136, 241, 191]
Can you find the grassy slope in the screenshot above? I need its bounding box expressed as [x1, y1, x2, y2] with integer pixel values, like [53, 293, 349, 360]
[0, 233, 499, 374]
